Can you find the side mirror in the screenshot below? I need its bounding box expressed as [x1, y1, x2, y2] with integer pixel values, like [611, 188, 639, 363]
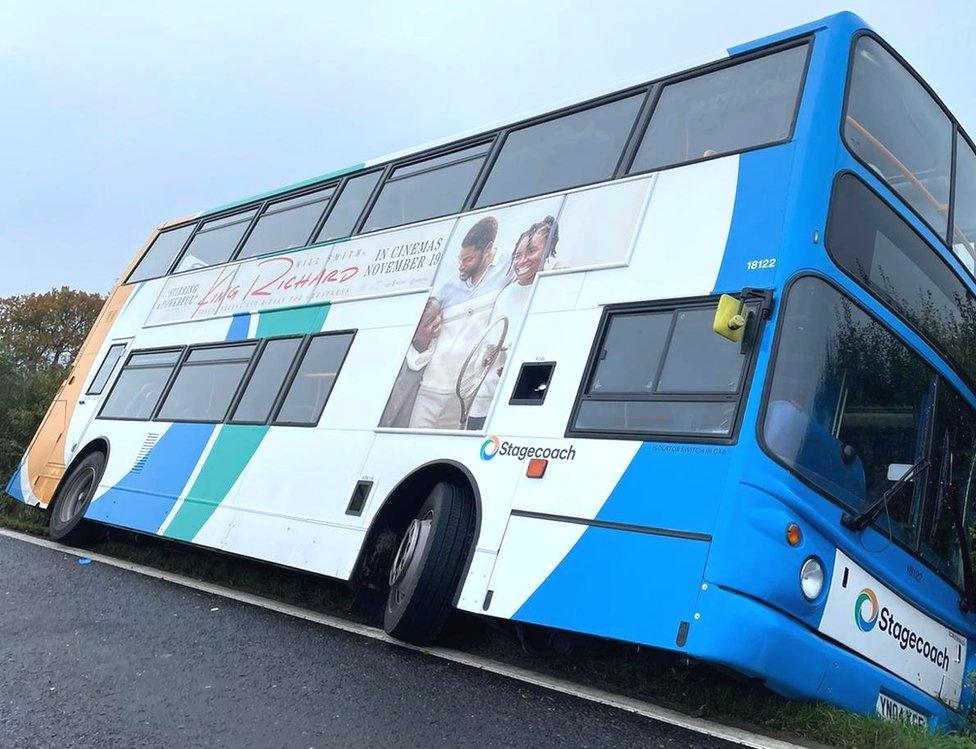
[713, 294, 748, 343]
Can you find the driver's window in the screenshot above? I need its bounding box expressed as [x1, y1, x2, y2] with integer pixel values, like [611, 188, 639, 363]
[832, 353, 932, 547]
[918, 384, 975, 586]
[764, 278, 931, 546]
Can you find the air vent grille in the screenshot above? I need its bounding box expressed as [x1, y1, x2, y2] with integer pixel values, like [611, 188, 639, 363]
[131, 433, 159, 474]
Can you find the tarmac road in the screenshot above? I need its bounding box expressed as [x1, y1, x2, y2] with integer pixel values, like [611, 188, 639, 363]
[0, 534, 739, 748]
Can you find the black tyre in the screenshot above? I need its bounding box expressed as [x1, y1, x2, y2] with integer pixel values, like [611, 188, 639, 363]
[384, 482, 475, 645]
[49, 451, 105, 545]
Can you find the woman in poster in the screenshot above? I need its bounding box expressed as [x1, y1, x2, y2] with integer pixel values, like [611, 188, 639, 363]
[464, 216, 559, 430]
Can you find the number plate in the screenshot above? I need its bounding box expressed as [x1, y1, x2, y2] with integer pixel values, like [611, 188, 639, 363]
[876, 692, 927, 728]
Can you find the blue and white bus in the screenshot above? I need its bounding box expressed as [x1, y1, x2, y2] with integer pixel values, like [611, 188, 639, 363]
[8, 11, 976, 729]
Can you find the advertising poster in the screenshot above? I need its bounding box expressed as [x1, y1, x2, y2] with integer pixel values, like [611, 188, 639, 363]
[379, 196, 563, 430]
[377, 176, 655, 431]
[144, 219, 454, 325]
[307, 221, 452, 303]
[145, 264, 240, 326]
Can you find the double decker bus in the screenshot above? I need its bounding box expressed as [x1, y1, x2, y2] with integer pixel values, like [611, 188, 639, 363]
[9, 11, 976, 728]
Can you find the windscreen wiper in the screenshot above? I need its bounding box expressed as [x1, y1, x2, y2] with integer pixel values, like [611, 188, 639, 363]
[841, 458, 929, 533]
[948, 487, 975, 612]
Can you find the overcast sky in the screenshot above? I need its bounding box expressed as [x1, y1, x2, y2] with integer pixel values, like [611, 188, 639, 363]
[2, 0, 973, 297]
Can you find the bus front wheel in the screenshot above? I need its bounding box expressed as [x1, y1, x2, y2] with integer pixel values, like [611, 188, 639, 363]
[49, 451, 105, 545]
[384, 482, 474, 645]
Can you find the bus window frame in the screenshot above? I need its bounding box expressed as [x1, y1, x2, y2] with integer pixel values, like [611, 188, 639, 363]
[565, 293, 767, 445]
[122, 32, 819, 286]
[952, 128, 976, 269]
[124, 223, 198, 285]
[271, 330, 357, 427]
[756, 271, 976, 599]
[233, 182, 341, 262]
[85, 342, 129, 396]
[825, 169, 976, 395]
[170, 207, 260, 275]
[623, 37, 813, 179]
[152, 339, 259, 425]
[321, 168, 387, 242]
[227, 335, 306, 426]
[840, 30, 976, 254]
[96, 345, 186, 422]
[470, 90, 649, 211]
[360, 141, 494, 233]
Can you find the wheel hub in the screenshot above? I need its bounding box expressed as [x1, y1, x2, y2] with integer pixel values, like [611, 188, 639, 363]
[390, 519, 421, 587]
[58, 466, 95, 525]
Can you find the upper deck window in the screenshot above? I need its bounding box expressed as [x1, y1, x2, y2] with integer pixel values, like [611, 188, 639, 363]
[826, 173, 976, 389]
[174, 209, 257, 273]
[315, 171, 382, 242]
[629, 43, 808, 175]
[126, 224, 195, 283]
[844, 36, 952, 239]
[237, 186, 336, 260]
[475, 94, 643, 208]
[953, 138, 976, 272]
[362, 144, 489, 233]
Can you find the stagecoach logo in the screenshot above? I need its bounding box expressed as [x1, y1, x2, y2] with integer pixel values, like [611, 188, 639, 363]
[854, 588, 879, 632]
[480, 436, 501, 461]
[479, 436, 576, 462]
[854, 587, 951, 672]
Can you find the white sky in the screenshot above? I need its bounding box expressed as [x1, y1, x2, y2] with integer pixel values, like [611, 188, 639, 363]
[1, 0, 973, 296]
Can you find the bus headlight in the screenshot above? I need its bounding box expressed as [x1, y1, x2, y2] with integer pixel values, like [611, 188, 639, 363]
[800, 557, 824, 601]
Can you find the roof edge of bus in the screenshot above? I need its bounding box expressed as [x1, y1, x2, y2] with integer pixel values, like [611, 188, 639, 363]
[194, 11, 870, 223]
[728, 11, 869, 56]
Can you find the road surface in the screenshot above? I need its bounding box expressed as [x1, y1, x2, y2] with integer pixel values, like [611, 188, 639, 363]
[0, 534, 740, 748]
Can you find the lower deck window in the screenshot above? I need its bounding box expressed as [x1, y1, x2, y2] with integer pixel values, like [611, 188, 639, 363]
[230, 337, 304, 423]
[568, 299, 756, 440]
[574, 399, 736, 436]
[275, 333, 354, 425]
[156, 343, 257, 423]
[99, 350, 182, 420]
[87, 343, 128, 396]
[97, 332, 355, 428]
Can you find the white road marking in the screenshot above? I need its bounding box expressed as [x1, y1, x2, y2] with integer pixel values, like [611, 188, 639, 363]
[0, 527, 804, 749]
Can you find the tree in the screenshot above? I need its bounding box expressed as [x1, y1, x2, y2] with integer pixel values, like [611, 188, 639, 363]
[0, 287, 104, 479]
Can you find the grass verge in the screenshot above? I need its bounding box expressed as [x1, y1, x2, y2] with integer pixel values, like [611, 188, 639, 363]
[1, 494, 972, 749]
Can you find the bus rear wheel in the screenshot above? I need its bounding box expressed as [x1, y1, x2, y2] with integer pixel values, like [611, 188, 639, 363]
[49, 451, 105, 545]
[384, 482, 474, 645]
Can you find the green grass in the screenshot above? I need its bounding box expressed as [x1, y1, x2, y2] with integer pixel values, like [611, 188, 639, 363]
[1, 494, 973, 749]
[0, 494, 49, 534]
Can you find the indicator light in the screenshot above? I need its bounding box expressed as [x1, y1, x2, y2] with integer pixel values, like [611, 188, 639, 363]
[526, 458, 548, 478]
[786, 522, 802, 546]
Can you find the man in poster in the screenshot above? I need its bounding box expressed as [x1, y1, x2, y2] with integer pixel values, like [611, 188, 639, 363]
[379, 216, 510, 428]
